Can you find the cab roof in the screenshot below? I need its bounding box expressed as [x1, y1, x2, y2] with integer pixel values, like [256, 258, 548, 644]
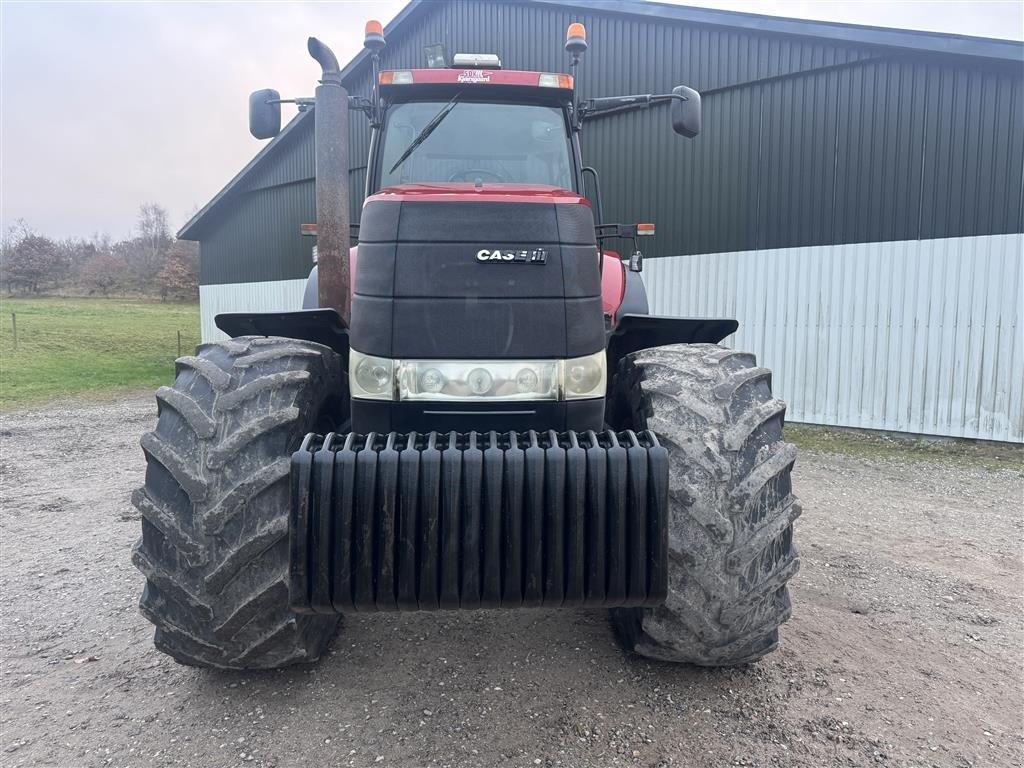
[379, 68, 574, 93]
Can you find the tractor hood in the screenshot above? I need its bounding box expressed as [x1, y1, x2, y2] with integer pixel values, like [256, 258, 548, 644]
[352, 183, 601, 360]
[349, 181, 604, 432]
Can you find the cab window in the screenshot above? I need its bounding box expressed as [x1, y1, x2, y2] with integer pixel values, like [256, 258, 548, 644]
[379, 100, 574, 190]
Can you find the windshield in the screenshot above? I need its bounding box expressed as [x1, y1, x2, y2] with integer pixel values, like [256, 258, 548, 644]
[379, 100, 574, 190]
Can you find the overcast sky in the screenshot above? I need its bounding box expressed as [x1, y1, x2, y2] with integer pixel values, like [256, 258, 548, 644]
[2, 0, 1021, 240]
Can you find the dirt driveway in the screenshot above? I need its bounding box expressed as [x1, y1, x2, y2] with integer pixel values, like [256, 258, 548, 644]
[1, 395, 1021, 768]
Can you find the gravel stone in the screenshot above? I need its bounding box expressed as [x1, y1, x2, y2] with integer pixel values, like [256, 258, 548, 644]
[1, 394, 1021, 767]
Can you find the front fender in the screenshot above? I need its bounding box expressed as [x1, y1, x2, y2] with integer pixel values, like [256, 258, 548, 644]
[606, 313, 739, 376]
[215, 309, 349, 356]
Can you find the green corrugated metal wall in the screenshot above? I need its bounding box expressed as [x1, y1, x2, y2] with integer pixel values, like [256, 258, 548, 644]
[197, 0, 1024, 285]
[197, 114, 316, 285]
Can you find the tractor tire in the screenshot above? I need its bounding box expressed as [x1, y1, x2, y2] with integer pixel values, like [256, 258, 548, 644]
[608, 343, 801, 666]
[131, 336, 345, 669]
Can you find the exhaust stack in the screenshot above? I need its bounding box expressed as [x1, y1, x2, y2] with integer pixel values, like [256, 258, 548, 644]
[307, 37, 350, 323]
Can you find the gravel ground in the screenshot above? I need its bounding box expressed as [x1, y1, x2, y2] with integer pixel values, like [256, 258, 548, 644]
[2, 394, 1022, 768]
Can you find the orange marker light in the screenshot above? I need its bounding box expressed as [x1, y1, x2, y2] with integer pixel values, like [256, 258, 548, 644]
[379, 70, 413, 85]
[365, 19, 383, 37]
[538, 73, 575, 89]
[567, 23, 586, 42]
[636, 223, 656, 236]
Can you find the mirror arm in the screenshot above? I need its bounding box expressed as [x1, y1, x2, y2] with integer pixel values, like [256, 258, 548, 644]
[579, 91, 689, 122]
[265, 95, 375, 119]
[266, 97, 315, 108]
[348, 96, 376, 120]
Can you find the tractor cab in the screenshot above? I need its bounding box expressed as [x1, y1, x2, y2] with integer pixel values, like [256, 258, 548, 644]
[373, 67, 578, 194]
[351, 66, 603, 434]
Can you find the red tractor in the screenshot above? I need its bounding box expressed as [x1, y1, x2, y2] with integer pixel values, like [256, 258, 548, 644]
[133, 22, 800, 669]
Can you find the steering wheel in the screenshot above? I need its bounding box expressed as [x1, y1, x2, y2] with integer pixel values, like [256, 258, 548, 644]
[448, 168, 508, 183]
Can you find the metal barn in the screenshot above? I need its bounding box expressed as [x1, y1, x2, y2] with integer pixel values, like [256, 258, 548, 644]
[178, 0, 1024, 442]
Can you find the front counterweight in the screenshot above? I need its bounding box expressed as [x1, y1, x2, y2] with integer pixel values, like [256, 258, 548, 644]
[289, 429, 669, 613]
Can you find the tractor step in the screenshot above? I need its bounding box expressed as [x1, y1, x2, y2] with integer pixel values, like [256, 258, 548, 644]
[289, 429, 669, 613]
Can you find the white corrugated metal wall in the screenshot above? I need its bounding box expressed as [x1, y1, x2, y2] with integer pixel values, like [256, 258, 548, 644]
[199, 280, 307, 343]
[645, 233, 1024, 443]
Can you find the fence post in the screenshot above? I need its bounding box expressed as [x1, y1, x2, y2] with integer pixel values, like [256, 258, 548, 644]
[177, 330, 182, 358]
[11, 312, 16, 351]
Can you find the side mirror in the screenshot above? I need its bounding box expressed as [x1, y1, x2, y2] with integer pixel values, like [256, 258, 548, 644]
[671, 85, 701, 138]
[249, 88, 281, 140]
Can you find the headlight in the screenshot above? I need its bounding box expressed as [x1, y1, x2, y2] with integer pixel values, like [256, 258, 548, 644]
[350, 351, 606, 402]
[349, 350, 395, 400]
[560, 351, 606, 400]
[398, 360, 560, 401]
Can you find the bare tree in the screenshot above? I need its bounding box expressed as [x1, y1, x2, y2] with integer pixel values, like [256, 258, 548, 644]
[81, 253, 129, 296]
[56, 237, 98, 289]
[156, 240, 199, 300]
[1, 221, 64, 294]
[128, 203, 173, 290]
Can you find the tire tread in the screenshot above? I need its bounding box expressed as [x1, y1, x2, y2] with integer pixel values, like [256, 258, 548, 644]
[610, 343, 800, 666]
[132, 336, 343, 669]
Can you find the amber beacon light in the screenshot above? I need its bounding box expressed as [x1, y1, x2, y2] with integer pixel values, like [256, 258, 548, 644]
[364, 19, 385, 50]
[565, 22, 588, 54]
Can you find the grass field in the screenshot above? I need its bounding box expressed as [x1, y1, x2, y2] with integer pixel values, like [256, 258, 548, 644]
[0, 297, 200, 409]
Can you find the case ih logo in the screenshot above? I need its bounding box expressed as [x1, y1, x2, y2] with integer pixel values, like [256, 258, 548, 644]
[457, 69, 491, 83]
[476, 248, 547, 264]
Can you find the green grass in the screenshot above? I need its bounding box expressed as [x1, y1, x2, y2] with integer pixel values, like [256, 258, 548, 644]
[0, 296, 200, 409]
[786, 423, 1024, 473]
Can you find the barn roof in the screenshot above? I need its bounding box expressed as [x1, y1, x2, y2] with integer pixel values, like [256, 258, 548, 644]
[179, 0, 1023, 240]
[535, 0, 1023, 61]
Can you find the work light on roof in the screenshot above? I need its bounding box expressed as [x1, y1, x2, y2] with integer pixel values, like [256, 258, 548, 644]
[451, 53, 502, 69]
[423, 43, 448, 68]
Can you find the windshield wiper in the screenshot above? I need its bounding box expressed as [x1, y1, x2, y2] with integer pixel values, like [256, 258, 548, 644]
[389, 93, 461, 174]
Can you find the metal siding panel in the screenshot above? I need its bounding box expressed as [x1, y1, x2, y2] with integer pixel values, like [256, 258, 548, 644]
[241, 117, 315, 193]
[1010, 75, 1024, 232]
[992, 235, 1022, 439]
[870, 62, 892, 242]
[895, 62, 923, 240]
[200, 181, 315, 284]
[198, 279, 309, 342]
[924, 237, 947, 434]
[962, 68, 984, 237]
[645, 234, 1023, 442]
[818, 68, 840, 246]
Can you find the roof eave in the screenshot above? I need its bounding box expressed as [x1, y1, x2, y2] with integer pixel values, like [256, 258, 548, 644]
[177, 109, 313, 240]
[177, 0, 431, 241]
[526, 0, 1024, 63]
